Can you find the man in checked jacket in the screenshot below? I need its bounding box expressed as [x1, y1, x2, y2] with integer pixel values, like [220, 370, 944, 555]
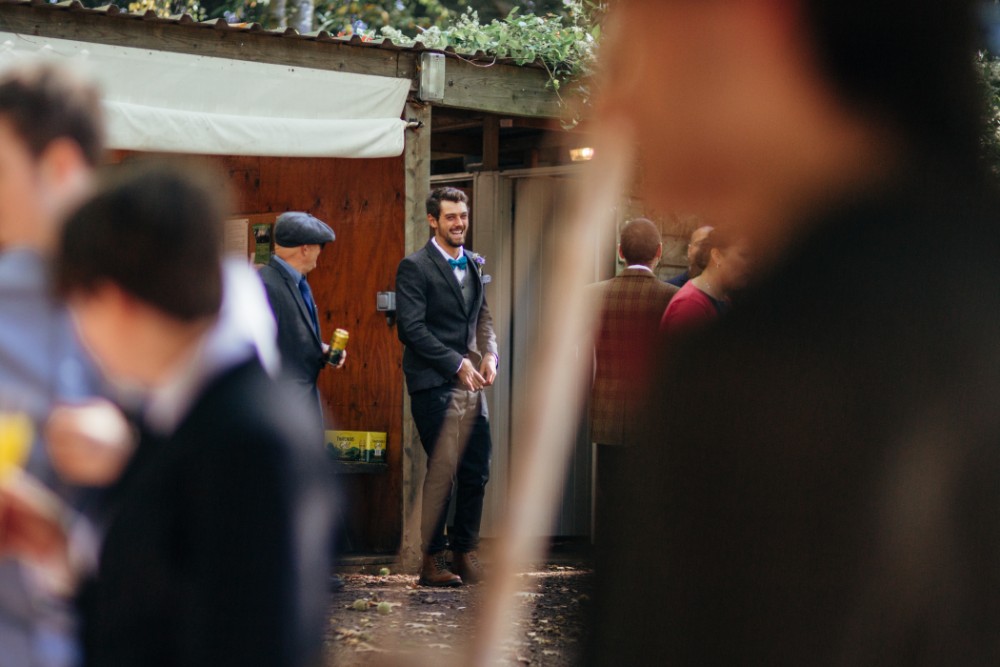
[589, 218, 678, 543]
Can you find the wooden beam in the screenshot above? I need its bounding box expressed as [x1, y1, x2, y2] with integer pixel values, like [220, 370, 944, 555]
[431, 132, 480, 156]
[482, 115, 500, 171]
[400, 100, 431, 569]
[500, 130, 583, 153]
[405, 102, 432, 255]
[501, 116, 558, 130]
[431, 117, 485, 133]
[0, 2, 563, 118]
[0, 3, 408, 79]
[442, 57, 562, 119]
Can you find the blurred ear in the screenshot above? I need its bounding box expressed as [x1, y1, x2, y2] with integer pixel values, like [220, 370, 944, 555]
[38, 138, 92, 223]
[617, 245, 625, 262]
[88, 282, 131, 318]
[38, 138, 87, 190]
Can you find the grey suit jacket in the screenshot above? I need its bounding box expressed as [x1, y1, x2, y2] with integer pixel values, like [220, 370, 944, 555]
[396, 240, 498, 395]
[259, 258, 324, 399]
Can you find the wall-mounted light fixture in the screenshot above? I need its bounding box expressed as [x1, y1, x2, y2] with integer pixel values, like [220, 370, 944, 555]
[418, 52, 446, 102]
[569, 147, 595, 162]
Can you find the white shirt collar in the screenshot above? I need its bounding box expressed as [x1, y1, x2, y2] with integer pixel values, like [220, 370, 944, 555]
[626, 264, 654, 274]
[207, 259, 280, 378]
[271, 254, 303, 283]
[431, 236, 464, 263]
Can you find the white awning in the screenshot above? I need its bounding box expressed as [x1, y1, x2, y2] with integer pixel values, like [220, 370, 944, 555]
[0, 31, 410, 158]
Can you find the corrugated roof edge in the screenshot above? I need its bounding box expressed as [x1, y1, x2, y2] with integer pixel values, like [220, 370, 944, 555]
[3, 0, 546, 69]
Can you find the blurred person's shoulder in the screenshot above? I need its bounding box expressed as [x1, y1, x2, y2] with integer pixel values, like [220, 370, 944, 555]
[0, 248, 46, 292]
[400, 241, 433, 265]
[184, 358, 324, 465]
[693, 161, 1000, 369]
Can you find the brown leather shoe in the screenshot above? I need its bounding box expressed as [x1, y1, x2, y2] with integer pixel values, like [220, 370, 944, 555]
[418, 552, 462, 587]
[452, 550, 484, 584]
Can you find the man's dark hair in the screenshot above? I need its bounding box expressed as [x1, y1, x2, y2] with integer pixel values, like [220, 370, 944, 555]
[619, 218, 662, 266]
[426, 187, 469, 221]
[0, 63, 104, 167]
[55, 162, 224, 322]
[802, 0, 982, 162]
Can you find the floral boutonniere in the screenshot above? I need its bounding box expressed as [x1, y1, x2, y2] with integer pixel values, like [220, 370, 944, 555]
[469, 253, 491, 284]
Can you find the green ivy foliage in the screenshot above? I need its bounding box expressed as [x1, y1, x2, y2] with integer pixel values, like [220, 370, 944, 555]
[376, 1, 604, 107]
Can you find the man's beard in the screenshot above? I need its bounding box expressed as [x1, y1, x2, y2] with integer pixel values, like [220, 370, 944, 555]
[443, 232, 465, 248]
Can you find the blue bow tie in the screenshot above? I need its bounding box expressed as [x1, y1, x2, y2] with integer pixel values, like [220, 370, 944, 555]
[448, 256, 468, 269]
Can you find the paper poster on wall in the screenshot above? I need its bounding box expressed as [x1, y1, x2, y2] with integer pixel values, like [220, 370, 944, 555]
[253, 223, 273, 265]
[224, 218, 250, 258]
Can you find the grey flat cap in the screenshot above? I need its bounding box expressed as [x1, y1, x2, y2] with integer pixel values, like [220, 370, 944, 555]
[274, 212, 335, 247]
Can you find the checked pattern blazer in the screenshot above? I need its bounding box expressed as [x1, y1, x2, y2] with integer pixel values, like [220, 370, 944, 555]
[589, 268, 679, 445]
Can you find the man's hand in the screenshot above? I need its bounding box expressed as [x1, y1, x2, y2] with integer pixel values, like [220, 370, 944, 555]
[46, 400, 135, 487]
[480, 354, 498, 387]
[0, 472, 75, 595]
[457, 358, 486, 392]
[0, 471, 69, 562]
[322, 344, 347, 370]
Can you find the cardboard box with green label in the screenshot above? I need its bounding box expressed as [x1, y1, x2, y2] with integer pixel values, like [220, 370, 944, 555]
[325, 430, 387, 463]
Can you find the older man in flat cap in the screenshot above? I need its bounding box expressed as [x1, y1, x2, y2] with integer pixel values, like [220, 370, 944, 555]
[259, 212, 343, 427]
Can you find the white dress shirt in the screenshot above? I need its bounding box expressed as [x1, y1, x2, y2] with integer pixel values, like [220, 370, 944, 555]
[431, 237, 467, 283]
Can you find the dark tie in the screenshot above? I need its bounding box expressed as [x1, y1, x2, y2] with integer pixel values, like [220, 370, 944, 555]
[298, 276, 320, 336]
[448, 256, 468, 269]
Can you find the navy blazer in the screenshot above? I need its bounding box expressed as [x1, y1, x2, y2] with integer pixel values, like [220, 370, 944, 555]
[78, 358, 334, 667]
[259, 257, 325, 398]
[396, 240, 498, 395]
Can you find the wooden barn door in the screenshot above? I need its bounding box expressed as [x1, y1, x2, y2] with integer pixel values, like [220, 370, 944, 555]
[508, 173, 595, 538]
[466, 168, 601, 540]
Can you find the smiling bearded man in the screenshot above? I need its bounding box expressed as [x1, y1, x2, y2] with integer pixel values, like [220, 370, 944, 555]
[395, 187, 498, 587]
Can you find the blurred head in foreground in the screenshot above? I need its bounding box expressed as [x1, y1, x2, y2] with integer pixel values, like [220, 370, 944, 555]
[599, 0, 982, 253]
[0, 63, 103, 250]
[588, 1, 998, 665]
[55, 164, 223, 387]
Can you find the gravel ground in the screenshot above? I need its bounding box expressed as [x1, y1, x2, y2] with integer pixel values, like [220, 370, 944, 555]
[325, 561, 593, 666]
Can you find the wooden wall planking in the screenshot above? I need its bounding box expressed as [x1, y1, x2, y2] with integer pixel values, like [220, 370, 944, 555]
[111, 152, 406, 553]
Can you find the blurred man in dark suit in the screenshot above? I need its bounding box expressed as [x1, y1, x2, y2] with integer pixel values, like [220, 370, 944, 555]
[0, 164, 334, 667]
[590, 0, 1000, 664]
[396, 187, 498, 587]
